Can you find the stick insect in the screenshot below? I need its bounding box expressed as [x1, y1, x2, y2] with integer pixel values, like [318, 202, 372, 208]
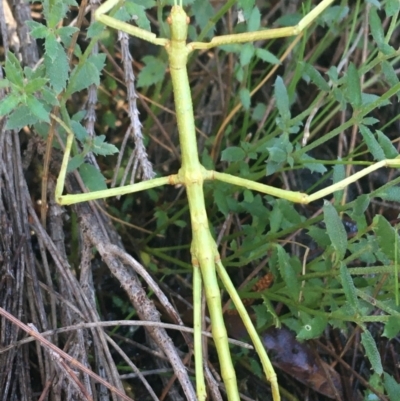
[54, 1, 400, 400]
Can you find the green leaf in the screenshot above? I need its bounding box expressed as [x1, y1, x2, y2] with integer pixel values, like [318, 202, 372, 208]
[5, 51, 24, 87]
[323, 201, 347, 261]
[56, 26, 79, 44]
[302, 62, 330, 92]
[333, 163, 345, 204]
[386, 0, 400, 16]
[252, 304, 269, 329]
[361, 330, 383, 375]
[221, 146, 246, 162]
[384, 373, 400, 399]
[6, 106, 39, 130]
[137, 55, 167, 88]
[346, 63, 361, 109]
[79, 163, 107, 192]
[24, 78, 49, 94]
[359, 125, 385, 161]
[276, 245, 299, 300]
[297, 316, 328, 340]
[382, 316, 400, 339]
[274, 76, 290, 122]
[26, 96, 50, 123]
[92, 135, 119, 156]
[372, 215, 400, 261]
[382, 62, 399, 99]
[124, 1, 152, 31]
[70, 120, 89, 142]
[67, 153, 85, 173]
[240, 43, 255, 66]
[340, 263, 359, 311]
[239, 88, 251, 110]
[69, 61, 101, 94]
[376, 130, 398, 158]
[255, 48, 280, 65]
[247, 6, 261, 32]
[44, 34, 69, 93]
[0, 93, 21, 117]
[26, 21, 48, 39]
[192, 0, 214, 36]
[369, 7, 395, 55]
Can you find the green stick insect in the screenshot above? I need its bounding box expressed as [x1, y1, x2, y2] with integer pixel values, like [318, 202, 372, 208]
[54, 0, 400, 400]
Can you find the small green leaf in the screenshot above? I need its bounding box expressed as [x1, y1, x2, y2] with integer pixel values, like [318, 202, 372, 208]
[247, 6, 261, 31]
[323, 201, 347, 261]
[70, 121, 89, 142]
[6, 106, 39, 129]
[369, 7, 394, 54]
[124, 1, 152, 31]
[376, 130, 398, 158]
[5, 52, 24, 87]
[26, 21, 48, 39]
[0, 93, 21, 117]
[44, 35, 69, 93]
[359, 125, 385, 161]
[252, 304, 269, 329]
[137, 56, 167, 88]
[346, 63, 361, 109]
[67, 153, 85, 172]
[333, 163, 345, 204]
[79, 163, 107, 192]
[192, 0, 215, 36]
[221, 146, 246, 162]
[26, 96, 50, 122]
[340, 263, 359, 311]
[384, 373, 400, 399]
[302, 62, 330, 92]
[239, 87, 251, 110]
[372, 214, 400, 261]
[382, 316, 400, 339]
[255, 48, 280, 65]
[274, 76, 290, 122]
[24, 78, 49, 93]
[361, 330, 383, 375]
[276, 245, 299, 300]
[297, 316, 327, 340]
[69, 61, 101, 94]
[240, 43, 255, 66]
[92, 135, 119, 156]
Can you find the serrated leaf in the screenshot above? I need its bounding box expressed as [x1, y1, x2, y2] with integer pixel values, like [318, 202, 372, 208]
[247, 6, 261, 31]
[346, 63, 361, 109]
[384, 373, 400, 399]
[69, 61, 101, 94]
[44, 35, 69, 93]
[70, 120, 89, 142]
[192, 0, 214, 36]
[124, 2, 152, 31]
[359, 125, 385, 161]
[333, 162, 345, 203]
[92, 135, 119, 156]
[386, 0, 400, 16]
[382, 316, 400, 339]
[0, 93, 21, 117]
[6, 106, 39, 129]
[252, 304, 269, 329]
[323, 201, 347, 261]
[274, 76, 290, 122]
[372, 214, 400, 261]
[137, 55, 167, 88]
[67, 153, 85, 172]
[376, 130, 398, 158]
[299, 154, 327, 174]
[382, 61, 399, 97]
[56, 26, 79, 44]
[302, 62, 330, 92]
[25, 21, 48, 39]
[221, 146, 246, 162]
[297, 316, 328, 340]
[24, 77, 49, 94]
[340, 263, 359, 311]
[239, 87, 251, 110]
[238, 0, 256, 19]
[369, 7, 395, 55]
[361, 330, 383, 375]
[79, 163, 107, 192]
[41, 87, 60, 106]
[26, 96, 50, 123]
[5, 52, 24, 87]
[255, 48, 280, 65]
[87, 21, 105, 38]
[276, 245, 299, 300]
[240, 43, 255, 66]
[269, 201, 283, 233]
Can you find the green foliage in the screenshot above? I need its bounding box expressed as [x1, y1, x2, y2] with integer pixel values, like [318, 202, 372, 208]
[3, 0, 400, 397]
